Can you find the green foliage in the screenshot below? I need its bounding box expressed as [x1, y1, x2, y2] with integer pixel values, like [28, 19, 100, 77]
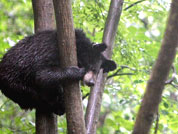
[0, 93, 35, 134]
[0, 0, 33, 58]
[0, 0, 178, 134]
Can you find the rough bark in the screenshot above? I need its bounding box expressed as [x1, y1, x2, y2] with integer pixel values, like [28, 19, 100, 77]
[32, 0, 55, 32]
[133, 1, 178, 134]
[85, 0, 124, 134]
[52, 0, 86, 134]
[35, 112, 58, 134]
[31, 0, 57, 134]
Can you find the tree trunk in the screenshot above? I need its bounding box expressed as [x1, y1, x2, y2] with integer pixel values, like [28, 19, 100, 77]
[32, 0, 55, 32]
[85, 0, 124, 134]
[31, 0, 58, 134]
[35, 112, 58, 134]
[53, 0, 86, 134]
[133, 0, 178, 134]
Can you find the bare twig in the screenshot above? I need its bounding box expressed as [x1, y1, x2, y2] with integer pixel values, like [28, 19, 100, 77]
[97, 109, 111, 127]
[82, 93, 90, 100]
[0, 99, 10, 110]
[95, 1, 105, 21]
[170, 83, 178, 88]
[165, 65, 177, 84]
[107, 65, 136, 79]
[154, 111, 160, 134]
[165, 65, 178, 89]
[107, 73, 135, 79]
[124, 0, 146, 11]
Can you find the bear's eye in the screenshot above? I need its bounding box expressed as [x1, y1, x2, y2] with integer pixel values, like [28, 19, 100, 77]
[92, 68, 97, 73]
[90, 64, 101, 73]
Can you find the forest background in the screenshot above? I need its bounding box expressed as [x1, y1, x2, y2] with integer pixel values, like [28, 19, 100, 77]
[0, 0, 177, 134]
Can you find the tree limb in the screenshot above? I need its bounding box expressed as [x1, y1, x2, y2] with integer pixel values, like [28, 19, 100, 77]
[107, 65, 136, 79]
[124, 0, 146, 11]
[133, 1, 178, 133]
[85, 1, 124, 134]
[154, 111, 159, 134]
[165, 65, 177, 84]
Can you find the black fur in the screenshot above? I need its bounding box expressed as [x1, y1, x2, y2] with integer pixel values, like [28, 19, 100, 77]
[0, 29, 116, 115]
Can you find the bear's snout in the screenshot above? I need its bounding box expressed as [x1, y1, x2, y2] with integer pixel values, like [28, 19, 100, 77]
[83, 71, 96, 87]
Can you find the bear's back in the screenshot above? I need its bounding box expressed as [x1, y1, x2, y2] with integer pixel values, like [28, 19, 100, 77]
[0, 30, 60, 87]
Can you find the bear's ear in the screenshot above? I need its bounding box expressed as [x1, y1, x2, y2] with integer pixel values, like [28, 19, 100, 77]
[93, 43, 107, 52]
[101, 59, 117, 73]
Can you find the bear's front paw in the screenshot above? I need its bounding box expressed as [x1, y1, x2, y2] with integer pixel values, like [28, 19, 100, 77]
[66, 66, 86, 80]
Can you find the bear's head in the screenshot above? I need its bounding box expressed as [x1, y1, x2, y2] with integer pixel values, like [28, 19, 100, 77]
[77, 42, 116, 87]
[75, 29, 116, 86]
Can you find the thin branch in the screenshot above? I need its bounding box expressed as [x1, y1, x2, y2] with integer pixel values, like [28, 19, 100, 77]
[0, 99, 10, 110]
[82, 93, 90, 100]
[107, 73, 135, 79]
[164, 65, 178, 89]
[124, 0, 146, 11]
[154, 112, 160, 134]
[0, 124, 34, 133]
[165, 65, 176, 84]
[107, 65, 136, 79]
[120, 65, 137, 71]
[95, 1, 105, 21]
[85, 1, 124, 134]
[97, 109, 111, 127]
[168, 83, 178, 89]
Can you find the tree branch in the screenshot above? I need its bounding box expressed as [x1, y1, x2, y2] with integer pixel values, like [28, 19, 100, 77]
[85, 1, 124, 134]
[133, 1, 178, 133]
[165, 65, 177, 84]
[0, 99, 9, 110]
[154, 111, 160, 134]
[164, 65, 178, 89]
[107, 65, 136, 79]
[124, 0, 146, 11]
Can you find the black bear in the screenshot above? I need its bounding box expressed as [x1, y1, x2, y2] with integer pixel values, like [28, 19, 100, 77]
[0, 29, 116, 115]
